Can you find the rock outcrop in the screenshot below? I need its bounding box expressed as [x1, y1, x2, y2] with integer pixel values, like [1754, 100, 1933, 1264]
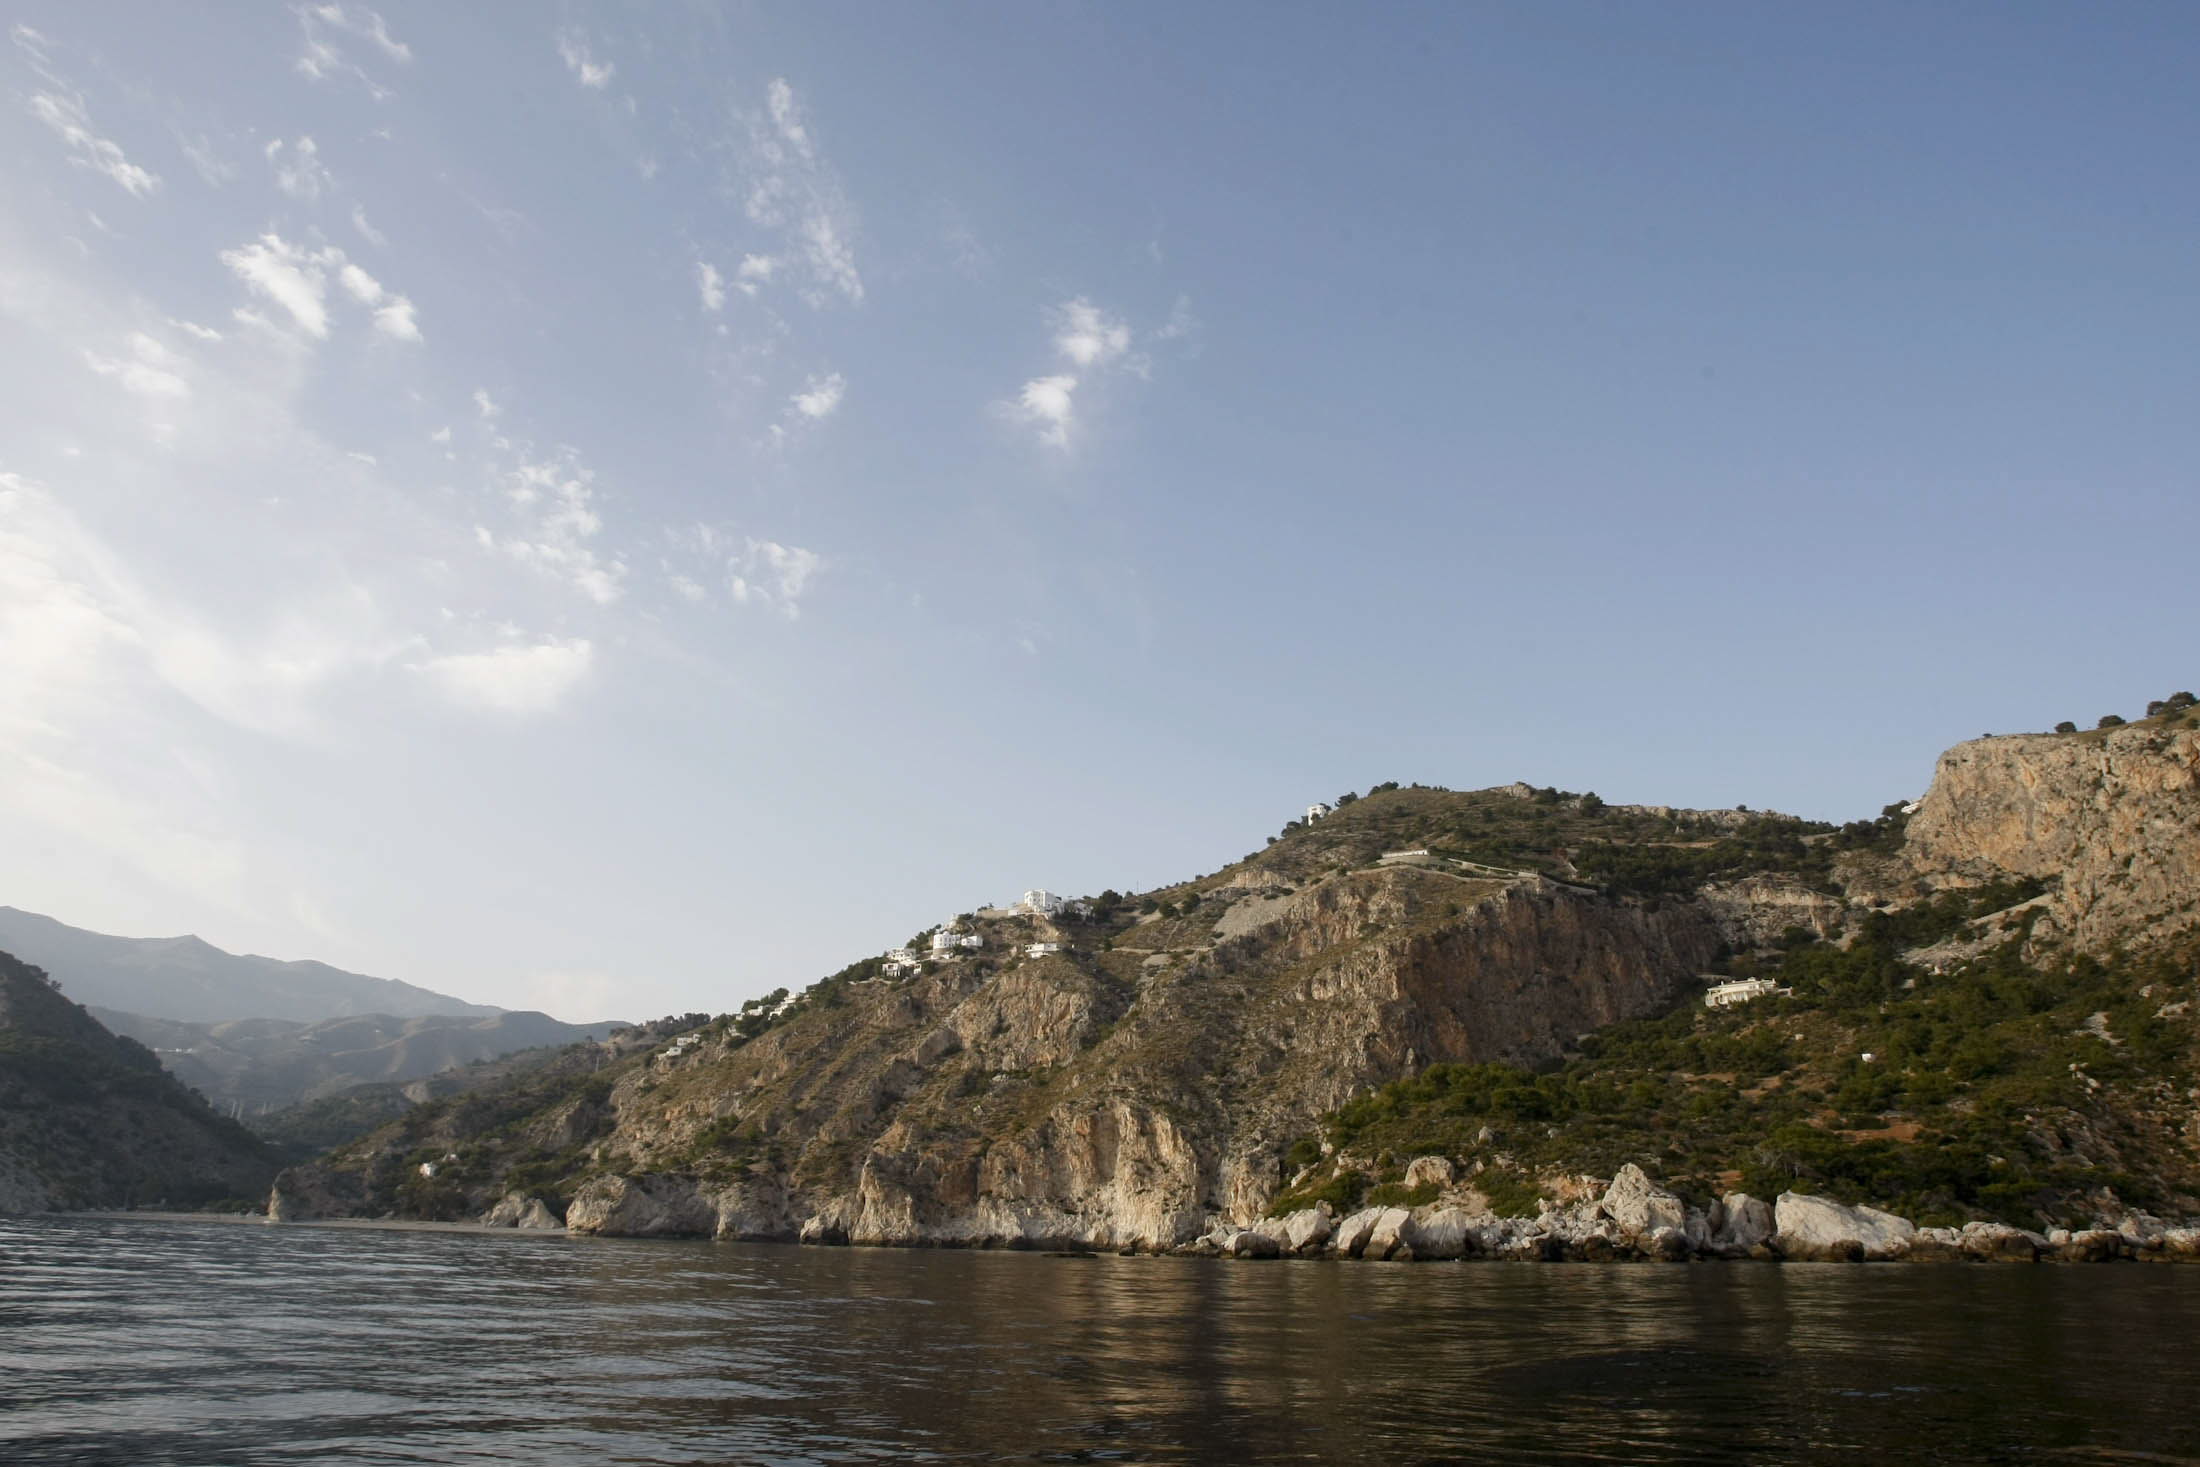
[1873, 720, 2200, 954]
[1774, 1191, 1917, 1261]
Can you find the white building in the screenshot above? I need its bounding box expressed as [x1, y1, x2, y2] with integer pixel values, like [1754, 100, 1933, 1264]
[1025, 941, 1063, 957]
[1018, 889, 1066, 916]
[1703, 977, 1786, 1009]
[882, 948, 922, 975]
[930, 930, 983, 952]
[1307, 802, 1334, 821]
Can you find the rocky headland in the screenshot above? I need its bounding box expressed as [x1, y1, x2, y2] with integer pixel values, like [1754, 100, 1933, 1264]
[264, 704, 2200, 1259]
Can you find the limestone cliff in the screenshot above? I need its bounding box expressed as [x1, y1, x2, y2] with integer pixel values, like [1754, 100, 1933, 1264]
[1853, 716, 2200, 955]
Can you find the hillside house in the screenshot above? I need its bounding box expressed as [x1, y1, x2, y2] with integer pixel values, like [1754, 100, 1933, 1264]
[1703, 977, 1787, 1009]
[1307, 802, 1334, 821]
[1018, 890, 1066, 916]
[1025, 941, 1063, 957]
[930, 930, 983, 953]
[882, 948, 921, 975]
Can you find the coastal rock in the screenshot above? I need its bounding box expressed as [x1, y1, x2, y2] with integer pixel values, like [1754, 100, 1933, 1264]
[1599, 1164, 1686, 1239]
[482, 1193, 563, 1230]
[1276, 1207, 1333, 1254]
[1363, 1207, 1415, 1260]
[1908, 1227, 1966, 1262]
[2057, 1229, 2126, 1263]
[1774, 1192, 1916, 1261]
[1710, 1192, 1775, 1255]
[565, 1174, 716, 1237]
[1404, 1207, 1476, 1261]
[1331, 1207, 1383, 1258]
[1228, 1230, 1281, 1259]
[1959, 1222, 2045, 1262]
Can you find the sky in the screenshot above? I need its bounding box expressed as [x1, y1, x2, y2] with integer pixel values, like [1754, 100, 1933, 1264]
[3, 3, 2197, 1022]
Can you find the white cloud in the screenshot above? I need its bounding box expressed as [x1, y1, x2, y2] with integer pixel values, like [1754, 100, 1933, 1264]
[1007, 374, 1077, 449]
[735, 253, 776, 296]
[220, 235, 338, 338]
[351, 203, 388, 247]
[472, 388, 500, 419]
[84, 332, 190, 400]
[339, 261, 383, 304]
[556, 30, 614, 89]
[739, 79, 862, 306]
[372, 296, 421, 341]
[790, 372, 844, 420]
[168, 318, 223, 342]
[696, 261, 726, 312]
[221, 235, 417, 342]
[266, 136, 329, 201]
[1053, 298, 1131, 369]
[420, 637, 593, 715]
[28, 91, 159, 197]
[728, 538, 821, 619]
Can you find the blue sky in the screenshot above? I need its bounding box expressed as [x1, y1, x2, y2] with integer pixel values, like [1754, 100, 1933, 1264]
[3, 3, 2195, 1021]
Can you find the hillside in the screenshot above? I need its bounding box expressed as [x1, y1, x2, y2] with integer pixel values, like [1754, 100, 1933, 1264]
[271, 700, 2200, 1252]
[93, 1008, 626, 1117]
[0, 950, 280, 1210]
[0, 907, 500, 1024]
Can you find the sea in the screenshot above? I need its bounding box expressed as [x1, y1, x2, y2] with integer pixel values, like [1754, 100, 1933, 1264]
[2, 1213, 2197, 1465]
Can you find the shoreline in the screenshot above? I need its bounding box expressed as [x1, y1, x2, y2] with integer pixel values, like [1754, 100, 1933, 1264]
[68, 1210, 574, 1238]
[48, 1209, 2200, 1264]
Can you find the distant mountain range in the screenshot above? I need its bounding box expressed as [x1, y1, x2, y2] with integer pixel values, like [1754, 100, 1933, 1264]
[0, 907, 502, 1024]
[93, 1008, 627, 1117]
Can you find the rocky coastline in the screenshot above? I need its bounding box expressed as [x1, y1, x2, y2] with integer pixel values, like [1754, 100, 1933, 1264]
[356, 1161, 2200, 1265]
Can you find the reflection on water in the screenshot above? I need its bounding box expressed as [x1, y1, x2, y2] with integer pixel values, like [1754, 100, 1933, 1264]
[2, 1214, 2198, 1464]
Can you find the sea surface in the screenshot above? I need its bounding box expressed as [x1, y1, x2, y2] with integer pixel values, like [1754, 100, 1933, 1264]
[3, 1215, 2198, 1465]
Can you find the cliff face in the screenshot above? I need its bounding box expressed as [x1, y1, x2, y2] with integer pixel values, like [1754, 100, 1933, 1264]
[283, 865, 1719, 1247]
[1875, 719, 2200, 954]
[0, 951, 280, 1211]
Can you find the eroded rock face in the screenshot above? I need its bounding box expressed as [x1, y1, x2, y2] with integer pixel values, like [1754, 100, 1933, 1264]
[1711, 1192, 1775, 1255]
[1889, 723, 2200, 954]
[565, 1174, 717, 1237]
[1774, 1192, 1916, 1261]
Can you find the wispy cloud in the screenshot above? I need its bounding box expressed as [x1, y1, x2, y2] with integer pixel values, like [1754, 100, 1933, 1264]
[696, 260, 726, 312]
[556, 30, 614, 89]
[28, 90, 159, 197]
[350, 203, 387, 248]
[475, 447, 625, 605]
[83, 332, 190, 400]
[1053, 298, 1131, 369]
[738, 78, 862, 306]
[295, 3, 410, 98]
[730, 538, 822, 619]
[266, 136, 329, 201]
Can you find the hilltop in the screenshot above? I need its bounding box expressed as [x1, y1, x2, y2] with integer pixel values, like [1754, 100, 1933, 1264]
[270, 697, 2200, 1252]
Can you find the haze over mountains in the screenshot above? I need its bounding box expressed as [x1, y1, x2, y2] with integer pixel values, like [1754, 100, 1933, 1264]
[0, 907, 502, 1024]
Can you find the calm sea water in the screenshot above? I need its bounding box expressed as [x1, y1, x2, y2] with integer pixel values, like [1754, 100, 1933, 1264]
[3, 1215, 2198, 1465]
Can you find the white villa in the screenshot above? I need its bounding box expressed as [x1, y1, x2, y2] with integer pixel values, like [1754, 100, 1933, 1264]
[1018, 890, 1066, 916]
[882, 948, 923, 975]
[1703, 977, 1787, 1009]
[1025, 941, 1063, 957]
[1307, 802, 1334, 821]
[930, 929, 984, 953]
